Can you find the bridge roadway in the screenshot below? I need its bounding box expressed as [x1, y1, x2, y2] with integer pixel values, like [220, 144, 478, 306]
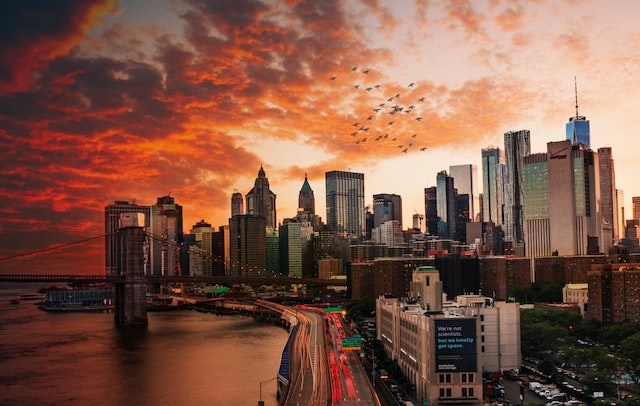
[0, 274, 347, 286]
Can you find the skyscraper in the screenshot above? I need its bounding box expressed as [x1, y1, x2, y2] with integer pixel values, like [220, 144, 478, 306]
[424, 187, 438, 236]
[632, 196, 640, 222]
[566, 79, 591, 148]
[245, 165, 277, 232]
[598, 147, 618, 249]
[279, 222, 302, 278]
[298, 173, 315, 215]
[150, 195, 184, 277]
[372, 193, 402, 229]
[449, 164, 478, 221]
[229, 214, 266, 276]
[104, 200, 151, 276]
[436, 170, 456, 239]
[325, 170, 365, 239]
[503, 130, 530, 244]
[523, 140, 602, 258]
[188, 219, 213, 276]
[481, 147, 505, 225]
[231, 190, 244, 216]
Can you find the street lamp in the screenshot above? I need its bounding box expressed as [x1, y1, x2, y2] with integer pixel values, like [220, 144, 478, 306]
[258, 376, 277, 406]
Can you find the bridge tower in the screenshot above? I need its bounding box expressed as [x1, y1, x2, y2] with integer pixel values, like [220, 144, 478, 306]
[114, 224, 148, 327]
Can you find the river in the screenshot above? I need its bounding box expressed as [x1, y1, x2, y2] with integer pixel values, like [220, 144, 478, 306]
[0, 283, 289, 406]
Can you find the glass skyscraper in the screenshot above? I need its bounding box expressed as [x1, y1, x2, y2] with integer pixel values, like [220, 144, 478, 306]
[566, 116, 590, 148]
[481, 147, 505, 225]
[503, 130, 530, 244]
[436, 170, 456, 239]
[449, 164, 478, 221]
[325, 170, 365, 239]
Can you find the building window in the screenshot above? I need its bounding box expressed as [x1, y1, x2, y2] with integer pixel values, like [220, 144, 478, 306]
[446, 388, 452, 397]
[481, 345, 485, 352]
[439, 388, 445, 397]
[462, 388, 467, 397]
[462, 374, 467, 383]
[481, 335, 485, 343]
[480, 325, 485, 332]
[438, 373, 452, 383]
[469, 387, 475, 397]
[468, 373, 474, 383]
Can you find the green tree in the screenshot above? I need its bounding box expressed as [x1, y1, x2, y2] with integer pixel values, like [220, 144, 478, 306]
[621, 332, 640, 382]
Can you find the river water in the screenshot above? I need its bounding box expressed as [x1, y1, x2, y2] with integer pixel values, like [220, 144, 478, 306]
[0, 283, 289, 406]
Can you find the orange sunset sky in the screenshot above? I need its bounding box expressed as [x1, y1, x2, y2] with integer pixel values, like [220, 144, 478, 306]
[1, 0, 639, 274]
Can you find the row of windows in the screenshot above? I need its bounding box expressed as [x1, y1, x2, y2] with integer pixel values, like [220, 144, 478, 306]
[438, 387, 475, 398]
[438, 373, 474, 384]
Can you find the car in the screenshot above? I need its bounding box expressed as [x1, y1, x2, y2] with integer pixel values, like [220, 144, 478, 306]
[546, 401, 564, 406]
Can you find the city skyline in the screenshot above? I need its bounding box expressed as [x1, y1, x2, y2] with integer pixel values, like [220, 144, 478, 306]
[1, 1, 639, 271]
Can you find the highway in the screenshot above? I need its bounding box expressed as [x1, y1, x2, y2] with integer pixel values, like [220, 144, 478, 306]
[323, 312, 380, 406]
[256, 300, 379, 406]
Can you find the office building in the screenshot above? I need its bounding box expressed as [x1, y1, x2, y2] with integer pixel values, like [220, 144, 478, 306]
[633, 196, 640, 222]
[523, 140, 602, 258]
[436, 170, 456, 240]
[373, 193, 403, 229]
[104, 200, 151, 276]
[150, 195, 183, 277]
[449, 164, 478, 221]
[503, 130, 530, 244]
[376, 267, 521, 406]
[229, 214, 266, 276]
[187, 219, 213, 276]
[211, 225, 229, 276]
[245, 165, 277, 232]
[231, 190, 244, 216]
[424, 187, 438, 236]
[298, 173, 315, 215]
[279, 222, 302, 278]
[598, 147, 618, 250]
[480, 147, 505, 225]
[325, 170, 365, 239]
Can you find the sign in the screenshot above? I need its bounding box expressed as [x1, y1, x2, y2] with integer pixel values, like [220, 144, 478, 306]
[341, 334, 361, 351]
[435, 318, 477, 372]
[323, 305, 343, 313]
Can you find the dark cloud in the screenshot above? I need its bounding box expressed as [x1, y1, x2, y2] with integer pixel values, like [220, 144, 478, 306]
[0, 0, 118, 93]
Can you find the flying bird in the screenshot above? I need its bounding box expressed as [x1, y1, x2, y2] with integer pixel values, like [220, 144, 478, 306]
[330, 76, 337, 81]
[402, 148, 408, 153]
[354, 84, 360, 89]
[352, 66, 358, 71]
[416, 117, 423, 121]
[408, 82, 415, 88]
[388, 121, 394, 126]
[374, 84, 381, 89]
[363, 69, 370, 74]
[420, 147, 427, 151]
[418, 97, 425, 102]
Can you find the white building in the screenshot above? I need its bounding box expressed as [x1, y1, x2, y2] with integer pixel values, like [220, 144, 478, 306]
[376, 266, 521, 405]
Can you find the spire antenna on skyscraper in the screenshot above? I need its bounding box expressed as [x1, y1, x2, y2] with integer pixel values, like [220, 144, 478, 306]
[574, 76, 579, 118]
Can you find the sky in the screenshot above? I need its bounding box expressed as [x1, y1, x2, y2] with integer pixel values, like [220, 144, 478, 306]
[1, 0, 639, 274]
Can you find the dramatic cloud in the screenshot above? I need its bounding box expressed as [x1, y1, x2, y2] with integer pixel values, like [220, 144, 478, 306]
[1, 0, 639, 274]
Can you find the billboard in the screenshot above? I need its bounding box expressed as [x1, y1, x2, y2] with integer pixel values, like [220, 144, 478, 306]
[435, 318, 477, 372]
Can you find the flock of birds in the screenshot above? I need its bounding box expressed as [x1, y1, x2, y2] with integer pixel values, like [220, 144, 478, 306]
[330, 66, 429, 155]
